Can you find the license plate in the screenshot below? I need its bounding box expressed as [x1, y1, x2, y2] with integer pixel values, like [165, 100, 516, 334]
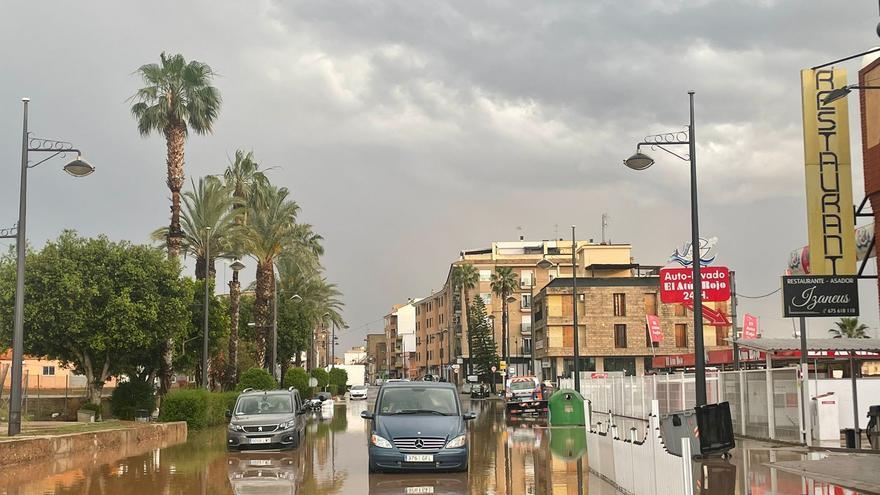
[249, 459, 272, 466]
[249, 438, 271, 444]
[404, 454, 434, 463]
[406, 487, 435, 494]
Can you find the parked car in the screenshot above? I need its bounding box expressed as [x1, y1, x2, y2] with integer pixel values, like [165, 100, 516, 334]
[349, 384, 369, 400]
[361, 381, 476, 473]
[470, 383, 490, 399]
[421, 374, 437, 382]
[226, 388, 307, 452]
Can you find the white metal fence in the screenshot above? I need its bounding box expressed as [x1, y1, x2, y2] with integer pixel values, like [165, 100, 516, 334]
[579, 367, 805, 444]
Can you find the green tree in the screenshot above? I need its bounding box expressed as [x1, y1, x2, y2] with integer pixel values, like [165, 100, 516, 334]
[284, 367, 312, 399]
[467, 295, 499, 379]
[329, 368, 348, 393]
[828, 317, 870, 338]
[174, 278, 230, 387]
[236, 367, 277, 391]
[0, 232, 191, 404]
[310, 368, 329, 391]
[452, 264, 479, 373]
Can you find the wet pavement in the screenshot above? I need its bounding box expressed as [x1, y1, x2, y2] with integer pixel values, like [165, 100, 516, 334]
[0, 392, 874, 494]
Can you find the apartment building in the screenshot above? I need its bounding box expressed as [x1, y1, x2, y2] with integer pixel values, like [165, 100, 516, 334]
[365, 333, 387, 382]
[413, 287, 454, 378]
[384, 300, 419, 379]
[532, 277, 732, 380]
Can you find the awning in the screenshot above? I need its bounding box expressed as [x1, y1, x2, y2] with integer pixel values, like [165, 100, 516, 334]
[731, 338, 880, 353]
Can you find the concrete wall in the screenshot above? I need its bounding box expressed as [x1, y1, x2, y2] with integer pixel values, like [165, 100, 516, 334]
[809, 378, 880, 429]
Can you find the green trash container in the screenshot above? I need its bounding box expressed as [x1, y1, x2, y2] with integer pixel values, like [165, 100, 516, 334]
[548, 389, 585, 426]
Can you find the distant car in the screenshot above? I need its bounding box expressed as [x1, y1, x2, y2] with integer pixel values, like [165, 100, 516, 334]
[361, 381, 476, 473]
[421, 374, 437, 382]
[349, 384, 369, 400]
[470, 383, 490, 399]
[226, 388, 307, 452]
[505, 376, 548, 415]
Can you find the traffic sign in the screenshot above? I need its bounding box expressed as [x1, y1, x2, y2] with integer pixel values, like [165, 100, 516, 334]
[308, 377, 318, 388]
[499, 360, 507, 370]
[451, 364, 460, 371]
[660, 266, 731, 303]
[491, 366, 497, 372]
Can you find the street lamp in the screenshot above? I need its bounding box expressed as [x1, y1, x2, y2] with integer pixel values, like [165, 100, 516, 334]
[7, 98, 95, 436]
[228, 260, 245, 385]
[503, 294, 516, 379]
[622, 91, 708, 406]
[570, 226, 581, 392]
[202, 226, 211, 389]
[821, 84, 880, 105]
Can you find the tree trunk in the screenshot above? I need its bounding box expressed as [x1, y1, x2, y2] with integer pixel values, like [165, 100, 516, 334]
[228, 274, 241, 389]
[194, 255, 217, 281]
[161, 122, 186, 397]
[253, 260, 274, 369]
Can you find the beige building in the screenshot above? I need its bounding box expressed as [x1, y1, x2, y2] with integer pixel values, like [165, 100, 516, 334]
[364, 333, 387, 382]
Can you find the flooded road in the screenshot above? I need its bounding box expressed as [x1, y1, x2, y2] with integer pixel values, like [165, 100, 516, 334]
[0, 394, 869, 494]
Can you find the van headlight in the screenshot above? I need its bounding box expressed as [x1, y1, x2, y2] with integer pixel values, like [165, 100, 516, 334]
[370, 434, 393, 449]
[278, 420, 294, 430]
[228, 423, 244, 432]
[445, 435, 467, 449]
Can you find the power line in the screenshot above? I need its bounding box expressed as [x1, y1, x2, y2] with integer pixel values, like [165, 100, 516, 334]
[737, 287, 781, 299]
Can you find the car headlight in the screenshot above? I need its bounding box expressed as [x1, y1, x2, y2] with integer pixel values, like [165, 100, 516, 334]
[445, 435, 467, 449]
[278, 420, 293, 430]
[228, 423, 244, 432]
[370, 434, 393, 449]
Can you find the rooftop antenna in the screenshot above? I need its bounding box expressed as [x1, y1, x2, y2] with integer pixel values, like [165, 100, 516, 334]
[601, 213, 609, 243]
[516, 225, 524, 241]
[554, 224, 559, 239]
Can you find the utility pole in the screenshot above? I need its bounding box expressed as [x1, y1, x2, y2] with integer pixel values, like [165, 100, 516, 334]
[571, 225, 581, 392]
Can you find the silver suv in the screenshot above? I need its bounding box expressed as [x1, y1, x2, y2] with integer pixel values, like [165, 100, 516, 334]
[226, 388, 307, 452]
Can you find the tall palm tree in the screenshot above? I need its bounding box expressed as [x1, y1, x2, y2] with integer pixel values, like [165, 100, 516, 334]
[223, 150, 270, 226]
[151, 176, 238, 280]
[131, 52, 222, 259]
[453, 264, 479, 374]
[235, 185, 305, 367]
[828, 317, 870, 338]
[491, 266, 518, 372]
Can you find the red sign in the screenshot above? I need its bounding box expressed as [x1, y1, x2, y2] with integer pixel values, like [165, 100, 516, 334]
[742, 314, 759, 339]
[682, 301, 732, 326]
[590, 372, 608, 379]
[651, 349, 766, 368]
[646, 315, 663, 343]
[660, 266, 731, 303]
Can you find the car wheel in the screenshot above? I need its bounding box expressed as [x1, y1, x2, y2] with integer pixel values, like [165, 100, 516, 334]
[368, 459, 380, 474]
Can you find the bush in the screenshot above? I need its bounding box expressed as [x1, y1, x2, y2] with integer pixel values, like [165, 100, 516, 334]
[310, 368, 329, 390]
[326, 384, 338, 396]
[111, 380, 156, 420]
[159, 390, 233, 430]
[329, 368, 348, 393]
[79, 402, 103, 418]
[285, 367, 312, 400]
[236, 367, 277, 391]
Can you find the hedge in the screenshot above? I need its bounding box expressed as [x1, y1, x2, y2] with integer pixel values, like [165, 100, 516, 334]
[159, 389, 238, 430]
[329, 368, 348, 392]
[310, 368, 329, 390]
[111, 380, 156, 420]
[285, 367, 312, 400]
[236, 367, 277, 391]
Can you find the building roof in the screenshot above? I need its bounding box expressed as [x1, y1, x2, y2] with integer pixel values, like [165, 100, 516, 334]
[732, 338, 880, 352]
[585, 263, 640, 271]
[544, 276, 659, 289]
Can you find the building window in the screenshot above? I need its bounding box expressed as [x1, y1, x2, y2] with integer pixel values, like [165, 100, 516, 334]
[613, 293, 626, 317]
[614, 324, 627, 348]
[675, 324, 687, 348]
[521, 294, 532, 309]
[520, 270, 534, 288]
[644, 293, 657, 316]
[480, 293, 491, 305]
[521, 315, 532, 334]
[522, 338, 532, 355]
[42, 366, 55, 376]
[479, 269, 492, 282]
[674, 304, 687, 317]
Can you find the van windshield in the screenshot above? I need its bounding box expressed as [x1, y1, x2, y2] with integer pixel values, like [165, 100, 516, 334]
[510, 380, 537, 391]
[378, 387, 458, 415]
[235, 395, 293, 415]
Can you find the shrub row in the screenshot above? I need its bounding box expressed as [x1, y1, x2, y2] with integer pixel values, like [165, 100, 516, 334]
[158, 389, 238, 430]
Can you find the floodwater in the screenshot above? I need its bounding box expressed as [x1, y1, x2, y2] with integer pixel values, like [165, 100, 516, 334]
[0, 394, 869, 494]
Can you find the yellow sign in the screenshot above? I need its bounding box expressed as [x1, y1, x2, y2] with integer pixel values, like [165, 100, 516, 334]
[499, 361, 507, 370]
[800, 68, 857, 275]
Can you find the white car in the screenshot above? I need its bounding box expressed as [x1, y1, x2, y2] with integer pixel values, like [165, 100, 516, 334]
[349, 384, 369, 400]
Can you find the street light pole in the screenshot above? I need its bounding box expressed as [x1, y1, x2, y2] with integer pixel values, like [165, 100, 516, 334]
[8, 98, 95, 436]
[623, 91, 707, 406]
[271, 271, 278, 380]
[202, 226, 211, 389]
[571, 226, 581, 392]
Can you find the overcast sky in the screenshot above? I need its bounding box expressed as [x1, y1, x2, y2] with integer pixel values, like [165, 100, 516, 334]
[2, 1, 880, 352]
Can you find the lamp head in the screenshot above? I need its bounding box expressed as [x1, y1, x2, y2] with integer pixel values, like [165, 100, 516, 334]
[822, 86, 852, 105]
[290, 294, 303, 302]
[63, 156, 95, 177]
[536, 257, 554, 270]
[623, 151, 654, 171]
[230, 260, 245, 272]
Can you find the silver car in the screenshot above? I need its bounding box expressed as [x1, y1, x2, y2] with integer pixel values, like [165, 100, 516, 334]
[227, 388, 307, 451]
[349, 384, 369, 400]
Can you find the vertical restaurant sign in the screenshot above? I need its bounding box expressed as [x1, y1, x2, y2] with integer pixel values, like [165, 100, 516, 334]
[800, 68, 857, 275]
[646, 315, 663, 343]
[742, 314, 759, 340]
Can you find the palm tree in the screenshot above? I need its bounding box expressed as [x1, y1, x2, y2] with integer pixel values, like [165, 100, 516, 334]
[223, 150, 270, 227]
[236, 185, 308, 367]
[151, 176, 238, 280]
[491, 266, 518, 372]
[131, 52, 222, 259]
[452, 264, 479, 374]
[828, 317, 870, 338]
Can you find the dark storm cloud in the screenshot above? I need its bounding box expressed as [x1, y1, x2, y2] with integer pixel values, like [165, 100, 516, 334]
[1, 0, 879, 350]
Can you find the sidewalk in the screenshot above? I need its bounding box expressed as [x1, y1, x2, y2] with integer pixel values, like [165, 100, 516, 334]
[769, 454, 880, 494]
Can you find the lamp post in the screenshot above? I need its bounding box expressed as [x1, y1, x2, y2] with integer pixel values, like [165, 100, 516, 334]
[7, 98, 95, 436]
[570, 226, 581, 392]
[202, 226, 211, 389]
[228, 260, 245, 386]
[623, 91, 707, 406]
[536, 257, 557, 382]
